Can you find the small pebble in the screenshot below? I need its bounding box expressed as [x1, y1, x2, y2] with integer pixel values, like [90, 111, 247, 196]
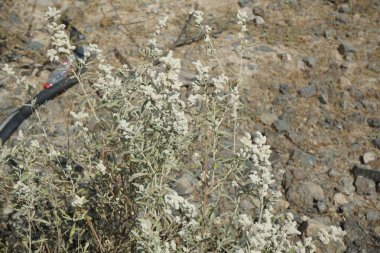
[368, 118, 380, 128]
[253, 15, 265, 25]
[373, 136, 380, 149]
[333, 193, 348, 206]
[362, 152, 377, 164]
[279, 83, 289, 94]
[303, 56, 316, 68]
[338, 42, 355, 55]
[298, 85, 317, 97]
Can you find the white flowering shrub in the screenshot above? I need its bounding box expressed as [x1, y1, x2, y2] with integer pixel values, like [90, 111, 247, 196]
[0, 7, 345, 252]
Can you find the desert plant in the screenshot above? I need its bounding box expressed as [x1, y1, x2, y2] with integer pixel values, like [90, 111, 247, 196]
[0, 7, 345, 253]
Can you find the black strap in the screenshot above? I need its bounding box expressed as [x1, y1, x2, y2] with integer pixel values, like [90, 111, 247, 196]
[0, 76, 79, 144]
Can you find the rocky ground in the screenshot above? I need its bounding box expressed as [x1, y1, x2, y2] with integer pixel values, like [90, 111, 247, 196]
[0, 0, 379, 252]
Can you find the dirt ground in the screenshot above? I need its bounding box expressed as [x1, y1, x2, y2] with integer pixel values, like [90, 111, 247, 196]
[1, 0, 380, 252]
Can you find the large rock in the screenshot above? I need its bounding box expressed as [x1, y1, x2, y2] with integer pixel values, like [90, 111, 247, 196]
[286, 181, 325, 210]
[291, 149, 317, 169]
[355, 176, 376, 195]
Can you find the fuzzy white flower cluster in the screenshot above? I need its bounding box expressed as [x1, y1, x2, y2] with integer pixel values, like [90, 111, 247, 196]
[70, 110, 89, 131]
[164, 190, 198, 219]
[137, 218, 168, 252]
[236, 209, 312, 252]
[83, 43, 103, 62]
[2, 64, 15, 76]
[238, 132, 275, 200]
[164, 190, 199, 247]
[212, 74, 228, 94]
[237, 10, 249, 33]
[30, 139, 40, 149]
[318, 226, 346, 245]
[143, 51, 189, 135]
[160, 51, 182, 89]
[93, 63, 122, 101]
[1, 64, 35, 92]
[72, 195, 86, 208]
[118, 119, 134, 139]
[13, 180, 32, 195]
[229, 86, 240, 119]
[187, 60, 210, 107]
[237, 132, 271, 165]
[96, 160, 107, 175]
[193, 60, 209, 88]
[188, 60, 229, 107]
[44, 7, 75, 62]
[147, 15, 169, 56]
[172, 109, 189, 135]
[155, 15, 169, 36]
[190, 10, 212, 43]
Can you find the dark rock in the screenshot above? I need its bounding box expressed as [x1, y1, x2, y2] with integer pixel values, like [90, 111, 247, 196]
[252, 6, 265, 17]
[328, 0, 349, 3]
[355, 175, 376, 195]
[338, 42, 355, 55]
[256, 45, 275, 53]
[373, 136, 380, 149]
[279, 83, 289, 94]
[298, 85, 317, 97]
[368, 118, 380, 128]
[56, 156, 68, 167]
[352, 164, 380, 183]
[272, 119, 290, 133]
[302, 56, 316, 68]
[74, 46, 85, 58]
